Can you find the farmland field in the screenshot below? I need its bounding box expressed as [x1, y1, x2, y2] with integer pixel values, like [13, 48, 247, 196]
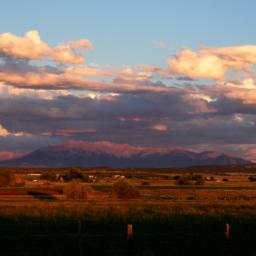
[1, 167, 256, 255]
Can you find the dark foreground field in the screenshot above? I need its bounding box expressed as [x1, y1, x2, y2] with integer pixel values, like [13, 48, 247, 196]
[1, 217, 255, 256]
[1, 202, 256, 256]
[1, 167, 256, 255]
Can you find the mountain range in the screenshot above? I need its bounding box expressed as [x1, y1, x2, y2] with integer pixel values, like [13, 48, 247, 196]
[0, 140, 250, 168]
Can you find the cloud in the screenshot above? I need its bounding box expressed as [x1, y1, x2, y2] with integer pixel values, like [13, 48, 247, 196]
[0, 125, 9, 136]
[0, 68, 172, 93]
[0, 151, 25, 160]
[0, 30, 49, 60]
[55, 129, 97, 137]
[0, 30, 93, 64]
[169, 45, 256, 80]
[0, 124, 27, 137]
[0, 82, 69, 100]
[217, 79, 256, 104]
[50, 45, 85, 64]
[116, 65, 155, 83]
[1, 86, 256, 159]
[65, 66, 112, 77]
[114, 65, 173, 85]
[1, 31, 256, 161]
[69, 39, 93, 50]
[50, 41, 93, 64]
[0, 31, 174, 94]
[151, 124, 168, 132]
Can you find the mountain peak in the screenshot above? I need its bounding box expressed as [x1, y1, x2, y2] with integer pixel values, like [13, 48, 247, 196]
[0, 140, 250, 168]
[49, 140, 144, 157]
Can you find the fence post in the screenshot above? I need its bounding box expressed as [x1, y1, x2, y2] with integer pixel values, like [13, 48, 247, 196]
[127, 224, 133, 240]
[127, 224, 133, 255]
[225, 223, 230, 240]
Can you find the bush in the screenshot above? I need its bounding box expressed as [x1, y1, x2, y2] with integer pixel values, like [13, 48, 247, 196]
[248, 176, 256, 182]
[176, 176, 191, 185]
[111, 181, 139, 199]
[141, 181, 150, 186]
[64, 181, 87, 200]
[195, 177, 205, 185]
[0, 171, 14, 187]
[62, 169, 84, 182]
[41, 171, 58, 181]
[194, 176, 205, 185]
[176, 174, 205, 186]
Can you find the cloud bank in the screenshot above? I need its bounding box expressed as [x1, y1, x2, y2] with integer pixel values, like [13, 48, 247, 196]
[0, 30, 256, 161]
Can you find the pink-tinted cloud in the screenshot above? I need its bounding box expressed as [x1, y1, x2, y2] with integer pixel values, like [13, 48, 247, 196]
[56, 129, 96, 136]
[0, 68, 172, 93]
[115, 64, 173, 84]
[119, 116, 145, 122]
[0, 151, 25, 160]
[0, 82, 69, 99]
[0, 31, 175, 93]
[69, 39, 93, 50]
[169, 45, 256, 80]
[0, 30, 49, 60]
[200, 78, 256, 104]
[151, 124, 168, 132]
[0, 30, 93, 64]
[65, 66, 112, 77]
[0, 124, 27, 137]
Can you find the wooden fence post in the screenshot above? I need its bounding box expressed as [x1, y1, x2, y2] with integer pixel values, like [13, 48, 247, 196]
[127, 224, 133, 255]
[225, 223, 230, 240]
[127, 224, 133, 240]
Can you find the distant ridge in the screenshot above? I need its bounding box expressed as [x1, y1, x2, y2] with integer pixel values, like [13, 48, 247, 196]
[0, 140, 250, 168]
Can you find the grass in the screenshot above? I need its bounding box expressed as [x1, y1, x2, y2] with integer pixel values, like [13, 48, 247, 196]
[1, 169, 256, 254]
[0, 203, 256, 255]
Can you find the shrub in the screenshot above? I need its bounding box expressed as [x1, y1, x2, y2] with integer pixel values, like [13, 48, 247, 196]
[190, 174, 203, 180]
[141, 181, 150, 186]
[62, 169, 84, 182]
[195, 179, 205, 185]
[194, 176, 205, 185]
[64, 181, 87, 200]
[210, 176, 215, 181]
[248, 176, 256, 182]
[176, 174, 205, 185]
[41, 171, 58, 181]
[176, 176, 191, 185]
[110, 181, 139, 199]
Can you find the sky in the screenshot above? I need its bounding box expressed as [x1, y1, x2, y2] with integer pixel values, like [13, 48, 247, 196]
[1, 0, 256, 161]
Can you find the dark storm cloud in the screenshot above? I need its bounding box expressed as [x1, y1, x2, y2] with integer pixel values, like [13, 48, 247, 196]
[209, 97, 256, 116]
[0, 84, 256, 153]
